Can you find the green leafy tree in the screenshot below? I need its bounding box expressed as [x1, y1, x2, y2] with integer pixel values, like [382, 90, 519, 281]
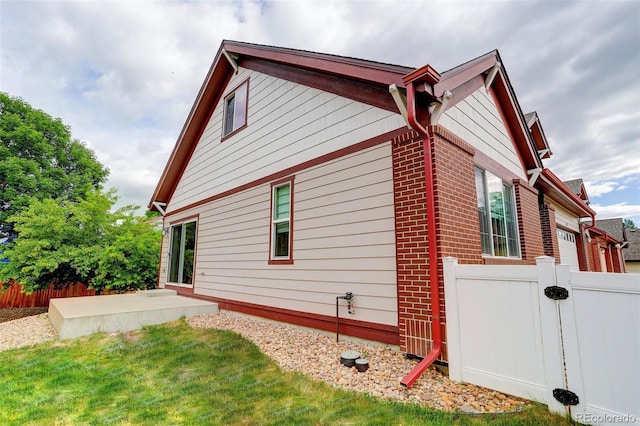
[0, 92, 109, 236]
[0, 191, 161, 293]
[623, 218, 637, 230]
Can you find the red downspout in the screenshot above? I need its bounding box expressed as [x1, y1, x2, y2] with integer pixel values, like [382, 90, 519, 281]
[400, 79, 442, 388]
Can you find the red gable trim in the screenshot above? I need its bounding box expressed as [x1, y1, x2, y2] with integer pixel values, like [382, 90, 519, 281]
[539, 168, 596, 218]
[223, 40, 411, 87]
[150, 41, 413, 211]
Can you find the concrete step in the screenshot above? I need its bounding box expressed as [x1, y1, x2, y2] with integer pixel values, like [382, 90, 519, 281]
[49, 290, 218, 339]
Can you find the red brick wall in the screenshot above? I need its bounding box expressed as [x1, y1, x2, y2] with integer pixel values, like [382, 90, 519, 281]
[430, 127, 483, 361]
[391, 130, 431, 358]
[392, 127, 481, 362]
[540, 203, 559, 261]
[576, 227, 589, 271]
[513, 180, 545, 263]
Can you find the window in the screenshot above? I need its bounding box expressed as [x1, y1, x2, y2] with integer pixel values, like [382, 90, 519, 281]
[270, 179, 293, 263]
[475, 167, 520, 257]
[222, 79, 248, 137]
[168, 220, 197, 285]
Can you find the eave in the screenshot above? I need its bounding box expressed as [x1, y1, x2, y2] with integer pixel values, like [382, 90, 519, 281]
[538, 168, 596, 218]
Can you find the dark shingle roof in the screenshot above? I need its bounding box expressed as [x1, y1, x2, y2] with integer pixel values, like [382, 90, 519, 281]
[596, 218, 627, 242]
[564, 179, 584, 196]
[624, 228, 640, 261]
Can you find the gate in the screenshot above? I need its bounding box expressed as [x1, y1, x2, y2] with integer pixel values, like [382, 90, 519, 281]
[444, 256, 640, 424]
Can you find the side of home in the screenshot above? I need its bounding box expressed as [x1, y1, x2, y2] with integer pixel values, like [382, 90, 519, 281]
[149, 41, 597, 359]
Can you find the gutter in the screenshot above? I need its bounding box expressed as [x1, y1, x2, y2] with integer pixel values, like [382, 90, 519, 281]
[394, 76, 442, 388]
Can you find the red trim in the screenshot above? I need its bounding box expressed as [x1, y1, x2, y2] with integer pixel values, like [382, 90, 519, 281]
[241, 57, 400, 113]
[221, 78, 250, 142]
[173, 288, 400, 345]
[268, 176, 295, 265]
[150, 41, 413, 211]
[164, 127, 407, 218]
[474, 149, 520, 182]
[441, 74, 485, 112]
[398, 75, 442, 387]
[435, 53, 497, 97]
[168, 214, 199, 226]
[539, 168, 596, 218]
[223, 40, 411, 88]
[166, 283, 194, 295]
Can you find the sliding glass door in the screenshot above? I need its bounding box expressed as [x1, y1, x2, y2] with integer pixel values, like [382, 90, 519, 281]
[168, 220, 196, 285]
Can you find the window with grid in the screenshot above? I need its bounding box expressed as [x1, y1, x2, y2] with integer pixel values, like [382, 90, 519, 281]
[270, 180, 293, 263]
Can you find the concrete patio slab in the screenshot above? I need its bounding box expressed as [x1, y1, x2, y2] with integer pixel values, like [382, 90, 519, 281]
[49, 289, 218, 339]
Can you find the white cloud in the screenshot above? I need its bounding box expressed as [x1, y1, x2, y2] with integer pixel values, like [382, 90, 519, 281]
[1, 0, 638, 213]
[584, 181, 619, 198]
[590, 202, 640, 223]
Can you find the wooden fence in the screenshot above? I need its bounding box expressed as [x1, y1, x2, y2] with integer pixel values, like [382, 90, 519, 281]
[0, 282, 97, 308]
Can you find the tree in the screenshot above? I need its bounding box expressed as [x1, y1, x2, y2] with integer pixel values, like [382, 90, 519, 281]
[0, 191, 161, 293]
[0, 92, 109, 236]
[623, 218, 636, 229]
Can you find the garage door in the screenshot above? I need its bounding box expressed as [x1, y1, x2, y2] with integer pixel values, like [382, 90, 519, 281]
[557, 229, 579, 270]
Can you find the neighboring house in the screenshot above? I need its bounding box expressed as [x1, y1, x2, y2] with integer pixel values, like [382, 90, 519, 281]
[533, 173, 596, 271]
[149, 41, 597, 361]
[624, 228, 640, 273]
[582, 218, 628, 273]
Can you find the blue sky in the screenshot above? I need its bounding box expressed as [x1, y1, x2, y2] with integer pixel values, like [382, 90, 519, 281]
[1, 0, 639, 225]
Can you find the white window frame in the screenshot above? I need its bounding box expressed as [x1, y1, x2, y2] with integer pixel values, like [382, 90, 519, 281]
[167, 219, 197, 286]
[270, 178, 293, 264]
[222, 79, 249, 138]
[475, 167, 521, 258]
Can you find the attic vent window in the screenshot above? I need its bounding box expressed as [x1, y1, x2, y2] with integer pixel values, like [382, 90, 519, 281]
[222, 79, 249, 138]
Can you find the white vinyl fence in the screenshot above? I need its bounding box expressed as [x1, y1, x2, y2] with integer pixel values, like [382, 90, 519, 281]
[444, 256, 640, 425]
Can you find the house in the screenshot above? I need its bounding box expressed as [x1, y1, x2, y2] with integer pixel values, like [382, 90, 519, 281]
[582, 217, 628, 273]
[149, 41, 597, 365]
[624, 228, 640, 273]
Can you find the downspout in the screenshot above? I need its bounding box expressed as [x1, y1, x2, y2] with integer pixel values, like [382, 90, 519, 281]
[399, 79, 442, 388]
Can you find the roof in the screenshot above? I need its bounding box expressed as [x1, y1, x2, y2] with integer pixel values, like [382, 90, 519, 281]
[524, 112, 551, 159]
[149, 41, 547, 211]
[564, 179, 583, 195]
[538, 169, 596, 218]
[594, 218, 627, 242]
[563, 178, 590, 204]
[624, 228, 640, 261]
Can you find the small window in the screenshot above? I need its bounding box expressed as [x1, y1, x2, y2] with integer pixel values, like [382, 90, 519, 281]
[168, 220, 197, 285]
[270, 178, 293, 263]
[222, 79, 248, 137]
[475, 167, 520, 258]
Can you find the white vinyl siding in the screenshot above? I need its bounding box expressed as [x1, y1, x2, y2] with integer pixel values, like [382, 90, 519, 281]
[549, 200, 581, 233]
[440, 88, 526, 180]
[160, 143, 397, 326]
[167, 68, 406, 213]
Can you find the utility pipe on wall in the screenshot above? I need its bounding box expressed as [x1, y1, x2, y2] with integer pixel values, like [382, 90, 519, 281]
[398, 79, 442, 388]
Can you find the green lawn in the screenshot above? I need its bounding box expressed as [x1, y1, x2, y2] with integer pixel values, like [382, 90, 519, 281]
[0, 320, 573, 425]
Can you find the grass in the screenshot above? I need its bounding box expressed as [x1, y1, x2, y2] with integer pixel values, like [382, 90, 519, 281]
[0, 320, 574, 425]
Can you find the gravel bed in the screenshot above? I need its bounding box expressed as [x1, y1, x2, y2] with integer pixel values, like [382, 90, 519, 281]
[0, 313, 58, 351]
[188, 311, 529, 413]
